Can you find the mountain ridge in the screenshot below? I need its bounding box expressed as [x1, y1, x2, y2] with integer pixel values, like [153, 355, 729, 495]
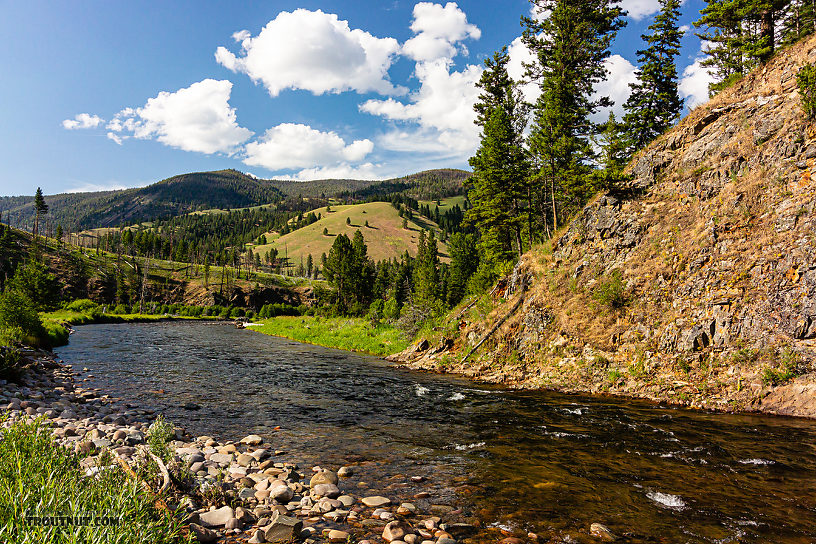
[0, 168, 470, 232]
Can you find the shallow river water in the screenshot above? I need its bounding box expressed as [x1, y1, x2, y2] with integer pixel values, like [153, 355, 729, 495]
[56, 321, 816, 543]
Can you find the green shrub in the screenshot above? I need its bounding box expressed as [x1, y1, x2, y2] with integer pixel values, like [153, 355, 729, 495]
[0, 290, 47, 347]
[65, 299, 99, 313]
[111, 304, 131, 315]
[7, 261, 60, 311]
[762, 348, 804, 386]
[146, 415, 175, 462]
[383, 298, 400, 320]
[0, 346, 22, 381]
[797, 63, 816, 119]
[592, 269, 628, 309]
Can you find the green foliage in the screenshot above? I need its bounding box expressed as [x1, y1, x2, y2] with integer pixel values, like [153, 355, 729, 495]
[146, 415, 175, 462]
[7, 260, 61, 311]
[0, 290, 47, 347]
[65, 299, 99, 313]
[524, 0, 626, 230]
[322, 231, 373, 313]
[0, 416, 190, 544]
[622, 0, 683, 153]
[446, 232, 479, 306]
[592, 269, 629, 309]
[467, 47, 530, 267]
[797, 62, 816, 119]
[695, 0, 809, 95]
[762, 348, 804, 386]
[0, 346, 21, 381]
[383, 297, 401, 320]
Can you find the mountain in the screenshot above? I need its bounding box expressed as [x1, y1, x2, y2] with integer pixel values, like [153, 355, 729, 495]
[0, 170, 283, 232]
[394, 35, 816, 418]
[0, 168, 469, 232]
[265, 168, 470, 199]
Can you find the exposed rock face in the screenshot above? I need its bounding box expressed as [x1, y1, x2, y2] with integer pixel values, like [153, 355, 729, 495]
[393, 34, 816, 417]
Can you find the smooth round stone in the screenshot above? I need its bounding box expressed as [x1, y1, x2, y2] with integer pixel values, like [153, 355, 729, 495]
[337, 466, 353, 478]
[239, 488, 256, 500]
[313, 483, 341, 499]
[328, 530, 349, 542]
[338, 495, 355, 507]
[362, 496, 391, 508]
[309, 470, 338, 487]
[240, 434, 264, 446]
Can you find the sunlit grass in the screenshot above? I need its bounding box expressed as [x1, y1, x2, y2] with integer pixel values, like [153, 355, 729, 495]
[251, 315, 409, 356]
[0, 416, 191, 544]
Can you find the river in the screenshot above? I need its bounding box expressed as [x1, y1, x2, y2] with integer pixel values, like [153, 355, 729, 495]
[55, 321, 816, 543]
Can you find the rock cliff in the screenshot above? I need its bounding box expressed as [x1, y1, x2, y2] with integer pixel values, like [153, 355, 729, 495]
[394, 35, 816, 417]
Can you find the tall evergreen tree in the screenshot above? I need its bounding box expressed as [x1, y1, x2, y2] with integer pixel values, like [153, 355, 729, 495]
[33, 187, 48, 238]
[594, 113, 630, 191]
[412, 230, 440, 308]
[466, 47, 530, 271]
[622, 0, 683, 154]
[523, 0, 626, 232]
[695, 0, 788, 93]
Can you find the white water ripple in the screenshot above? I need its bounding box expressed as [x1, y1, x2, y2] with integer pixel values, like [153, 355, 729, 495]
[647, 491, 686, 510]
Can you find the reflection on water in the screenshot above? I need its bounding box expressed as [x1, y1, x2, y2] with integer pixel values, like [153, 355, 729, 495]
[57, 321, 816, 543]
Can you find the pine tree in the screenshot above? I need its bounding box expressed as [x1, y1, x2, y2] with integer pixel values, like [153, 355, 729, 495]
[412, 230, 441, 310]
[623, 0, 683, 154]
[446, 232, 479, 306]
[524, 0, 626, 232]
[33, 187, 48, 238]
[695, 0, 788, 93]
[595, 113, 630, 191]
[466, 46, 530, 271]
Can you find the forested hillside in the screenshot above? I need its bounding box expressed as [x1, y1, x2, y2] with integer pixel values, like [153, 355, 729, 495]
[396, 28, 816, 418]
[0, 170, 283, 232]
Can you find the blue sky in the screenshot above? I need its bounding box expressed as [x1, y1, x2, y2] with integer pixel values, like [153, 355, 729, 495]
[0, 0, 711, 197]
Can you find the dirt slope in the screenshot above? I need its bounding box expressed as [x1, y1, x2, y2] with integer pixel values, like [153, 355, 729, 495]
[394, 35, 816, 418]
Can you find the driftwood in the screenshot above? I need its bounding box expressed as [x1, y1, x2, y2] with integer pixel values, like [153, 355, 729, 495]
[115, 449, 187, 537]
[460, 276, 529, 365]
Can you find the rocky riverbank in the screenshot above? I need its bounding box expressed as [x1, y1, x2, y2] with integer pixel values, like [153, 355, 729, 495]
[0, 349, 495, 544]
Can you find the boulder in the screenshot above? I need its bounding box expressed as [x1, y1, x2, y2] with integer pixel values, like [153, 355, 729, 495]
[313, 483, 341, 499]
[361, 496, 391, 508]
[189, 523, 219, 543]
[263, 512, 303, 543]
[241, 434, 264, 446]
[383, 520, 412, 542]
[328, 529, 350, 542]
[310, 470, 338, 487]
[270, 484, 294, 503]
[590, 523, 617, 542]
[199, 505, 234, 527]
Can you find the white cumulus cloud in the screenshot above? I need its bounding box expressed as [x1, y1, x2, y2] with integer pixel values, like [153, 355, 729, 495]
[106, 79, 252, 154]
[361, 3, 482, 162]
[507, 36, 540, 104]
[215, 9, 404, 97]
[62, 113, 104, 130]
[679, 57, 715, 108]
[621, 0, 662, 21]
[243, 123, 374, 171]
[279, 162, 383, 181]
[402, 2, 480, 62]
[592, 54, 639, 120]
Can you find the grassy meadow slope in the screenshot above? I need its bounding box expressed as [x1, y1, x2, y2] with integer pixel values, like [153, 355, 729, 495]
[395, 34, 816, 417]
[250, 201, 449, 264]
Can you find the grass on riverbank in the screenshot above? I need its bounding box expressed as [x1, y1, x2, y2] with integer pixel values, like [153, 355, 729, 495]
[0, 416, 191, 544]
[38, 306, 211, 348]
[251, 316, 409, 356]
